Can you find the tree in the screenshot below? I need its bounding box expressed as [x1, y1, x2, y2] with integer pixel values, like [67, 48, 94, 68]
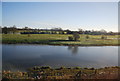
[2, 27, 8, 34]
[73, 33, 80, 41]
[64, 29, 73, 34]
[11, 25, 17, 34]
[0, 26, 1, 34]
[100, 29, 107, 34]
[24, 27, 29, 30]
[24, 27, 31, 37]
[51, 27, 62, 31]
[78, 28, 84, 34]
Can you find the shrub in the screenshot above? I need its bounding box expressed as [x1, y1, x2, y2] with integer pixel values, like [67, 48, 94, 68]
[74, 67, 81, 69]
[101, 35, 107, 39]
[89, 68, 95, 70]
[41, 66, 51, 69]
[28, 34, 31, 37]
[68, 36, 73, 41]
[86, 35, 89, 39]
[60, 66, 66, 69]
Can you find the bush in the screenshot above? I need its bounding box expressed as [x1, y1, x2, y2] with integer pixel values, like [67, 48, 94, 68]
[40, 66, 51, 69]
[101, 35, 107, 39]
[84, 67, 88, 69]
[60, 66, 66, 69]
[89, 68, 95, 70]
[68, 36, 73, 41]
[74, 67, 81, 69]
[28, 34, 31, 37]
[86, 35, 89, 39]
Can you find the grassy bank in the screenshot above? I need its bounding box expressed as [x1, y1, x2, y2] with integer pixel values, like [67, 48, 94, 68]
[2, 34, 120, 46]
[2, 66, 119, 79]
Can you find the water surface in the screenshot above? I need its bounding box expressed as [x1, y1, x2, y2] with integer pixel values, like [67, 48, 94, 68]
[2, 44, 118, 71]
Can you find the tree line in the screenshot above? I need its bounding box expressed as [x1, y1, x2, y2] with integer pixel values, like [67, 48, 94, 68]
[1, 26, 119, 35]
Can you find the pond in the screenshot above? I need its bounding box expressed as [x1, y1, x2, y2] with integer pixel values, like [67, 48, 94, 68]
[2, 44, 118, 72]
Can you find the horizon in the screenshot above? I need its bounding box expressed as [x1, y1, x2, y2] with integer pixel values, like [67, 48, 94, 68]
[2, 2, 118, 32]
[2, 26, 119, 32]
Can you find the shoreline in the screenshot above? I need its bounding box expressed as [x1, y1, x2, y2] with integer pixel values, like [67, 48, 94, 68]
[3, 66, 120, 79]
[1, 43, 120, 46]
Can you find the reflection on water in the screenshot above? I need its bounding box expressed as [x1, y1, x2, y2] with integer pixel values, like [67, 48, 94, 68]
[68, 46, 78, 54]
[0, 45, 2, 80]
[2, 44, 118, 72]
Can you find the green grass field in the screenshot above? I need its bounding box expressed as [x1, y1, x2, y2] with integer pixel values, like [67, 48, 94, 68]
[2, 34, 120, 46]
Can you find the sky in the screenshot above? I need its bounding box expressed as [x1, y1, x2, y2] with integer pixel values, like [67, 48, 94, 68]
[2, 0, 120, 2]
[2, 2, 118, 32]
[0, 1, 2, 26]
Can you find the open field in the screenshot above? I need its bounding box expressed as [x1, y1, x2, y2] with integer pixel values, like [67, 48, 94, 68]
[2, 34, 120, 46]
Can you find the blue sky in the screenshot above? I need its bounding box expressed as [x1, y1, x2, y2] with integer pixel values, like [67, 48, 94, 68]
[2, 0, 119, 2]
[0, 2, 2, 26]
[2, 2, 118, 31]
